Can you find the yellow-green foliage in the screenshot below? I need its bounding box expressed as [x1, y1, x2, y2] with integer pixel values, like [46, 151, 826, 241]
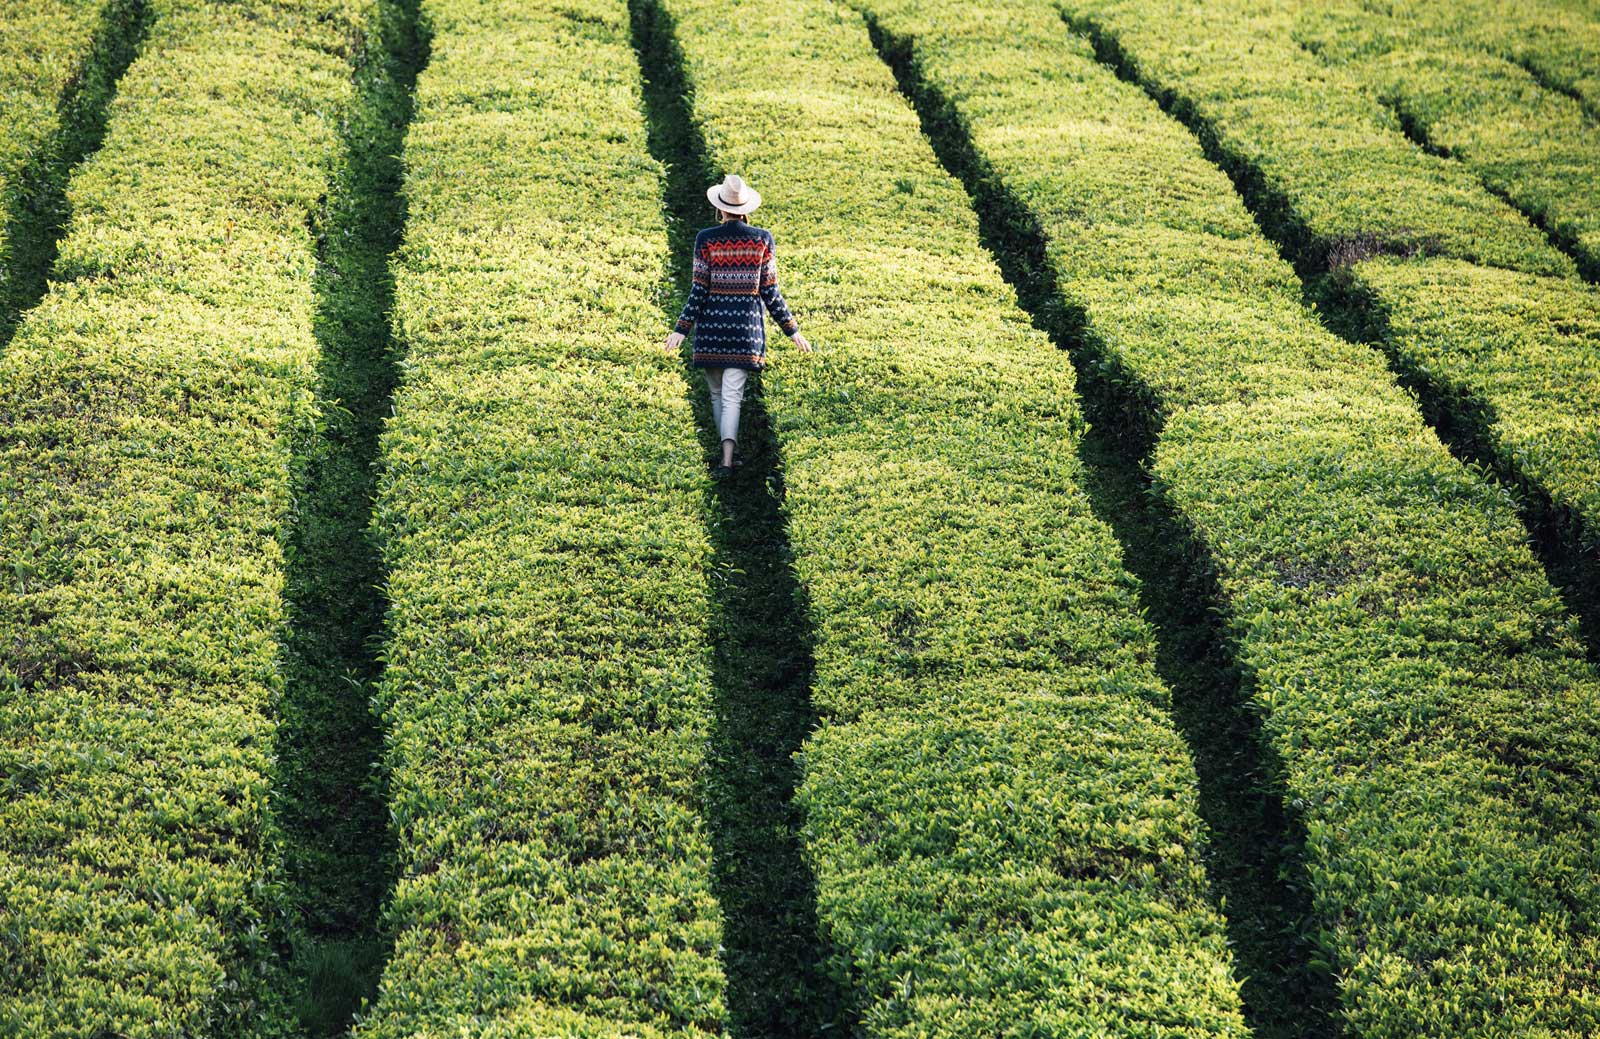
[1333, 256, 1600, 558]
[1288, 0, 1600, 280]
[0, 2, 106, 166]
[352, 0, 727, 1033]
[1328, 0, 1600, 116]
[648, 0, 1249, 1033]
[0, 0, 370, 1034]
[855, 0, 1600, 1034]
[0, 0, 134, 327]
[1063, 0, 1571, 279]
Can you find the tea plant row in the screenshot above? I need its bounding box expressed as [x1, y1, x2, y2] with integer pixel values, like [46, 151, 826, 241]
[349, 0, 727, 1033]
[644, 0, 1253, 1031]
[1066, 0, 1600, 714]
[0, 0, 373, 1034]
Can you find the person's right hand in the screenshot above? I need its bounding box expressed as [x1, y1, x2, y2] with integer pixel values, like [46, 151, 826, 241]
[792, 332, 813, 353]
[664, 331, 686, 353]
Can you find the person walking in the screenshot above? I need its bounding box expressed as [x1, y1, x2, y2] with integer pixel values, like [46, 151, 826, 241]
[664, 173, 811, 478]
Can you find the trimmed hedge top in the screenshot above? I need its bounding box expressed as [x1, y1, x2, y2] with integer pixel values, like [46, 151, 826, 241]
[1055, 0, 1600, 666]
[1288, 0, 1600, 279]
[1063, 0, 1574, 279]
[854, 0, 1600, 1033]
[353, 0, 727, 1033]
[0, 0, 134, 329]
[1328, 255, 1600, 567]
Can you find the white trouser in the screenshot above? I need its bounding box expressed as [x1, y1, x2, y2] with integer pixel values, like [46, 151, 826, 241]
[703, 366, 748, 444]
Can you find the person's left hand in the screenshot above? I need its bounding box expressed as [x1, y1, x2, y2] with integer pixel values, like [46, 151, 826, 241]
[792, 332, 813, 353]
[664, 331, 686, 353]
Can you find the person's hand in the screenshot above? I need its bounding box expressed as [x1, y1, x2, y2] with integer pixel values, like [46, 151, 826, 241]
[792, 332, 813, 353]
[664, 331, 686, 353]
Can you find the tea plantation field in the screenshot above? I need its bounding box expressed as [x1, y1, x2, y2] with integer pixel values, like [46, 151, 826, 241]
[0, 0, 1597, 1036]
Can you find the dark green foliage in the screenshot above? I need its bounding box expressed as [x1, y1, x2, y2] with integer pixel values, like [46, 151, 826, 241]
[850, 0, 1600, 1034]
[353, 0, 728, 1033]
[272, 0, 426, 1032]
[294, 938, 394, 1037]
[640, 0, 1251, 1033]
[0, 0, 373, 1034]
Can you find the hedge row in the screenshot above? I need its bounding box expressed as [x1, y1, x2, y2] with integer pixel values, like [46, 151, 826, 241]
[1287, 0, 1600, 282]
[0, 0, 370, 1035]
[642, 0, 1250, 1033]
[853, 0, 1600, 1035]
[351, 0, 727, 1033]
[1064, 0, 1600, 680]
[0, 0, 142, 335]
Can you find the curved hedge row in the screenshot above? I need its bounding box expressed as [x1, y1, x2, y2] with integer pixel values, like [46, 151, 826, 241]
[1355, 0, 1600, 117]
[851, 0, 1600, 1035]
[1324, 256, 1600, 647]
[1287, 0, 1600, 282]
[641, 0, 1250, 1033]
[1063, 0, 1600, 676]
[1059, 0, 1571, 279]
[351, 0, 727, 1033]
[0, 0, 142, 335]
[0, 0, 371, 1035]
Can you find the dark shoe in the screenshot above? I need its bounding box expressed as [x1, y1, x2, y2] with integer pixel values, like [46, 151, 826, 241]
[710, 464, 735, 480]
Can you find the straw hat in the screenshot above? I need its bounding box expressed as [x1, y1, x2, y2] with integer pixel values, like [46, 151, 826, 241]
[707, 173, 761, 215]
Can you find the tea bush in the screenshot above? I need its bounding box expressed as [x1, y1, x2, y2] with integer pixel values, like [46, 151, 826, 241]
[641, 0, 1250, 1032]
[1324, 256, 1600, 637]
[0, 0, 144, 332]
[1287, 0, 1600, 280]
[1066, 0, 1600, 724]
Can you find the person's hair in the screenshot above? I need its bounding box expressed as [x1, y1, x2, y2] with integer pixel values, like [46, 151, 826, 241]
[717, 207, 746, 222]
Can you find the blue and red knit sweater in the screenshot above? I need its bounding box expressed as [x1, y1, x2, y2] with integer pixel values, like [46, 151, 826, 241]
[674, 218, 800, 370]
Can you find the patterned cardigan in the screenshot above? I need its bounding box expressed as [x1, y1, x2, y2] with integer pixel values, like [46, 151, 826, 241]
[674, 219, 800, 370]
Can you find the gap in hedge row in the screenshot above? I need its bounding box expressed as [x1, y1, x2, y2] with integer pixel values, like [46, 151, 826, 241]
[864, 17, 1344, 1039]
[0, 0, 149, 351]
[629, 1, 855, 1033]
[1062, 11, 1600, 669]
[272, 0, 429, 1033]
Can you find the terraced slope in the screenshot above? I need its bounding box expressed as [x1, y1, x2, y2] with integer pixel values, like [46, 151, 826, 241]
[0, 0, 372, 1034]
[635, 0, 1251, 1032]
[852, 0, 1600, 1034]
[352, 0, 727, 1033]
